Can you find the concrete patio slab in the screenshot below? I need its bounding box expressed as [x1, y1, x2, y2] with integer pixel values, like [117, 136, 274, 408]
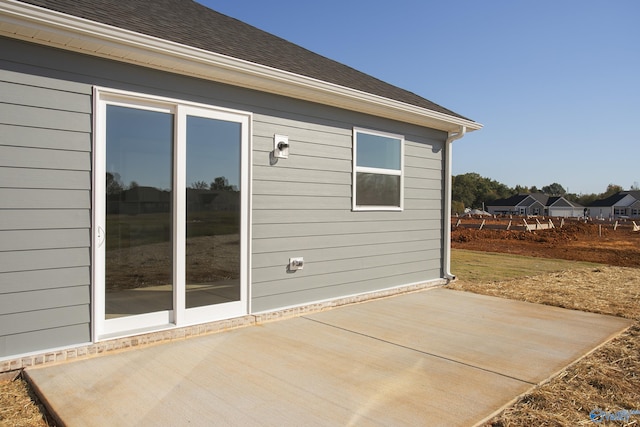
[305, 288, 628, 384]
[25, 288, 632, 427]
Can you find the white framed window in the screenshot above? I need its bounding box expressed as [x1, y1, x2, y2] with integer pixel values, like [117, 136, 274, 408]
[352, 128, 404, 211]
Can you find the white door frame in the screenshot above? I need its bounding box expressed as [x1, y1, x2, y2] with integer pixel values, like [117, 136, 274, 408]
[92, 87, 252, 340]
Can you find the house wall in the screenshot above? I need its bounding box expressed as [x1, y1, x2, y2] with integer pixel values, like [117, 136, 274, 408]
[548, 207, 583, 218]
[0, 45, 93, 358]
[251, 117, 445, 312]
[0, 37, 447, 358]
[590, 206, 613, 220]
[548, 208, 572, 218]
[630, 200, 640, 218]
[590, 195, 637, 220]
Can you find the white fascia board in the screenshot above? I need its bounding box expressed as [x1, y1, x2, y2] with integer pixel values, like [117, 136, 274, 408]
[0, 0, 482, 133]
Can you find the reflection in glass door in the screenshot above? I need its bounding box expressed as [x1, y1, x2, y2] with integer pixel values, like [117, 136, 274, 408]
[185, 116, 241, 309]
[105, 105, 174, 319]
[95, 89, 249, 338]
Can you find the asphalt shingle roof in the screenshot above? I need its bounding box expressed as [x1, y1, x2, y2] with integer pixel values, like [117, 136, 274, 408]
[589, 193, 631, 207]
[486, 194, 530, 206]
[18, 0, 471, 121]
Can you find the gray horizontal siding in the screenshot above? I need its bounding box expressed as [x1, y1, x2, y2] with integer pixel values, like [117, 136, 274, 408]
[252, 208, 441, 224]
[0, 145, 90, 170]
[253, 195, 350, 210]
[0, 48, 91, 358]
[0, 248, 89, 274]
[0, 229, 89, 251]
[0, 104, 90, 132]
[0, 286, 90, 316]
[405, 155, 441, 170]
[250, 107, 446, 312]
[0, 189, 89, 209]
[0, 67, 90, 94]
[0, 210, 90, 230]
[405, 188, 442, 200]
[252, 270, 440, 313]
[405, 165, 443, 180]
[253, 193, 443, 211]
[0, 79, 90, 113]
[252, 230, 441, 254]
[253, 242, 439, 269]
[252, 180, 350, 197]
[253, 249, 441, 284]
[253, 220, 441, 240]
[0, 305, 89, 337]
[0, 124, 90, 151]
[254, 166, 349, 185]
[0, 267, 90, 294]
[253, 260, 440, 299]
[406, 176, 442, 191]
[0, 168, 90, 189]
[253, 151, 351, 172]
[0, 324, 90, 359]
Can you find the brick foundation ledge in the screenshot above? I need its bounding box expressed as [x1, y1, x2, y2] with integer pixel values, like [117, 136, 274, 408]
[1, 279, 445, 373]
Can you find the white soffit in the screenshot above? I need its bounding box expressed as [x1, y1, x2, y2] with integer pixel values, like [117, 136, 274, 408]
[0, 0, 482, 133]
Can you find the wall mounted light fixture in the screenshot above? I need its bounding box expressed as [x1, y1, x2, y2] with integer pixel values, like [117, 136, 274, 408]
[273, 134, 289, 159]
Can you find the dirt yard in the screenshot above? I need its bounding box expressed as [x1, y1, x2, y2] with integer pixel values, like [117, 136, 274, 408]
[452, 217, 640, 267]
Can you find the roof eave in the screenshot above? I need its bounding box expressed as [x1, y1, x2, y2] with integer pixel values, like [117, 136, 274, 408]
[0, 0, 482, 133]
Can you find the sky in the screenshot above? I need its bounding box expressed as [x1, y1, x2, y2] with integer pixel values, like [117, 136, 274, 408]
[198, 1, 639, 195]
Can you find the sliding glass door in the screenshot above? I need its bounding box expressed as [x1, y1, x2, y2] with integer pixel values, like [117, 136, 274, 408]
[94, 89, 250, 338]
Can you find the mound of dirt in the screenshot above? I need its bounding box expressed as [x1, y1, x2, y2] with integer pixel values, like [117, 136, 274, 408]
[451, 219, 640, 267]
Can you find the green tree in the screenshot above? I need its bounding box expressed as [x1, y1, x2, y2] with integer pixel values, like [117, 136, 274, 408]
[190, 180, 209, 190]
[603, 184, 623, 197]
[210, 176, 233, 191]
[106, 172, 124, 196]
[452, 173, 478, 209]
[576, 193, 599, 206]
[542, 183, 566, 196]
[452, 173, 514, 210]
[451, 200, 465, 215]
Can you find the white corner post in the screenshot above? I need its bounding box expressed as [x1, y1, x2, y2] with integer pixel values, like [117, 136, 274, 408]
[443, 126, 466, 281]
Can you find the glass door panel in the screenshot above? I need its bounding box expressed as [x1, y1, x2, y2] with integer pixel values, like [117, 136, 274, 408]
[105, 105, 174, 318]
[185, 116, 241, 309]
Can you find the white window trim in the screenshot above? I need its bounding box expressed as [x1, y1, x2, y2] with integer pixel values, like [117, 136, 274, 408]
[92, 86, 252, 341]
[352, 127, 404, 211]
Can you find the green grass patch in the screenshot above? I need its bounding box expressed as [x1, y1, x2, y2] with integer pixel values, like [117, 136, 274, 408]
[451, 249, 602, 283]
[106, 211, 239, 250]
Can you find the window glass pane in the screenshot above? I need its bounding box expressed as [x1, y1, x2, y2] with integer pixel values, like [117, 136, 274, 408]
[356, 132, 401, 170]
[105, 105, 173, 318]
[186, 116, 241, 309]
[356, 172, 401, 206]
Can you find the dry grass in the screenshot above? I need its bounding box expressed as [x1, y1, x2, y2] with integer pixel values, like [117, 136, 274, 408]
[0, 374, 50, 427]
[450, 257, 640, 426]
[450, 266, 640, 320]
